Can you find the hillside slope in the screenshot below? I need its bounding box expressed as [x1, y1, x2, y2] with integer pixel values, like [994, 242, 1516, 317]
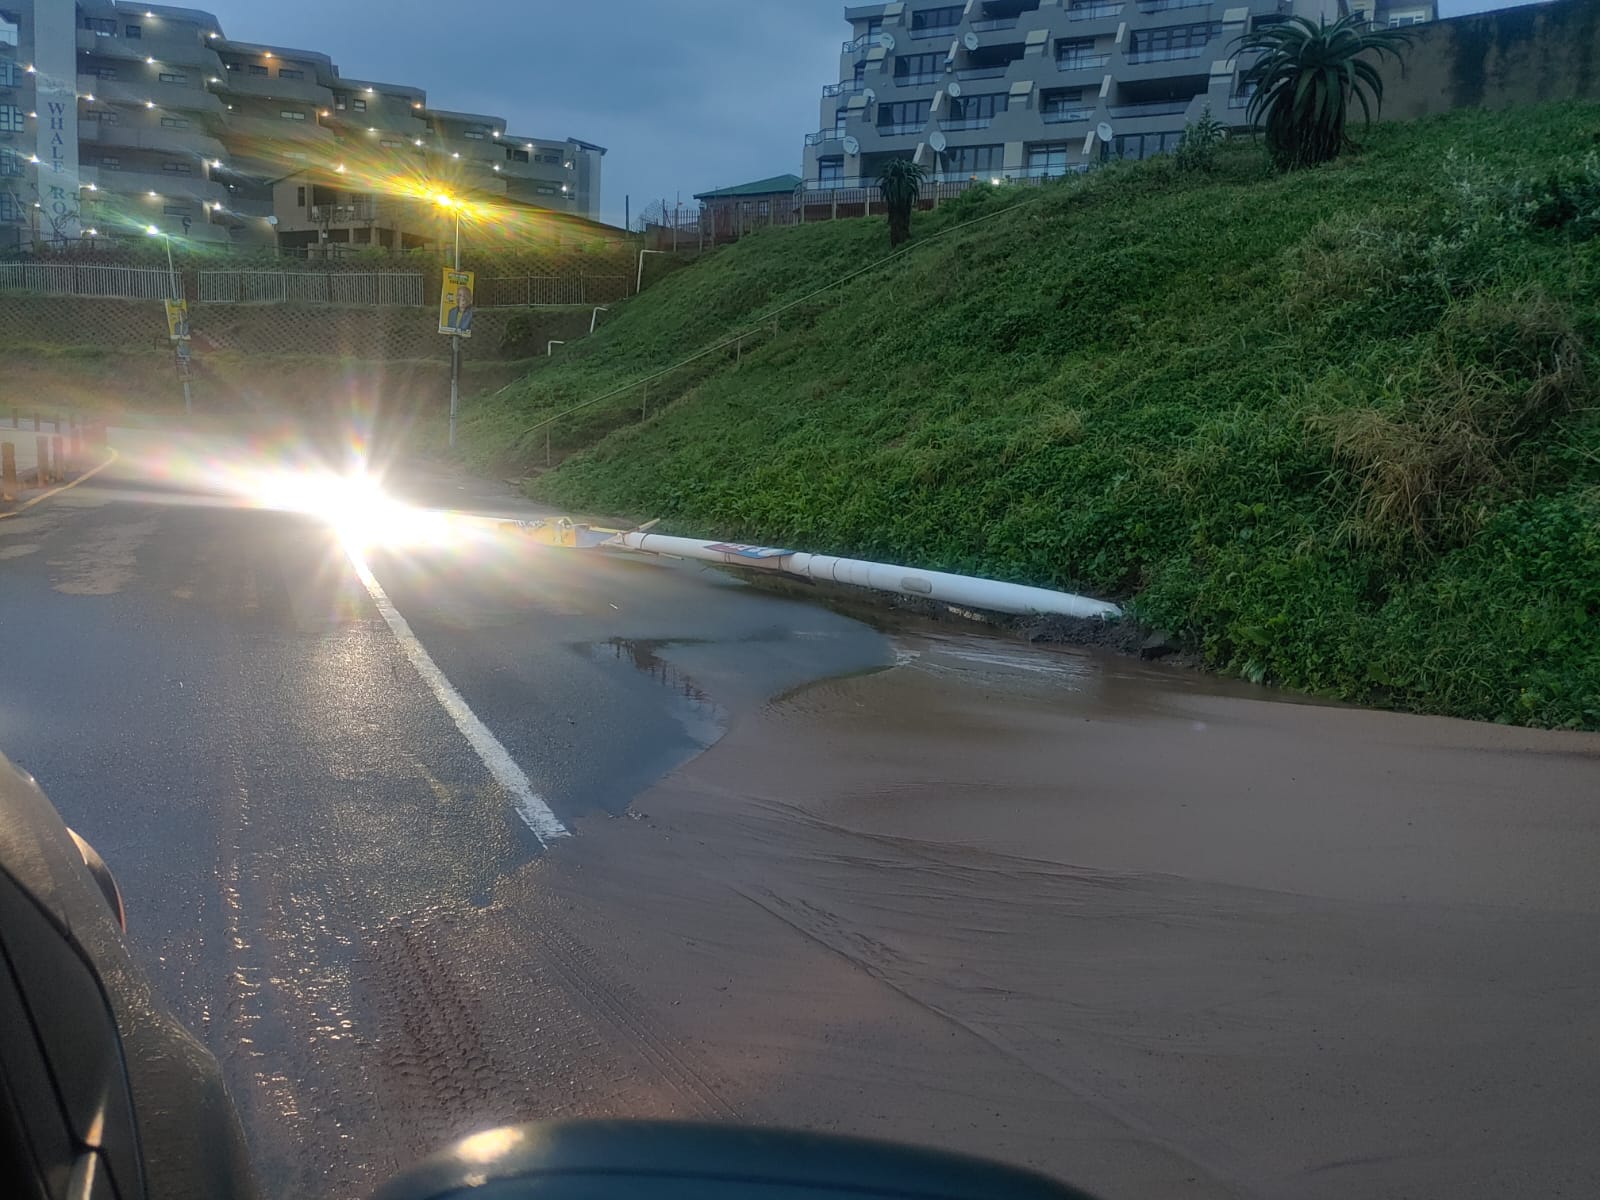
[458, 104, 1600, 728]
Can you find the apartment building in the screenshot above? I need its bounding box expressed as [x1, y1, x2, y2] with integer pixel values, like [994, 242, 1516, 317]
[0, 0, 605, 252]
[803, 0, 1435, 193]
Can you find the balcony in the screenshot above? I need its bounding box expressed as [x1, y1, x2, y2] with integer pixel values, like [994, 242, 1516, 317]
[910, 24, 961, 39]
[1124, 44, 1210, 64]
[970, 17, 1020, 31]
[1056, 53, 1111, 72]
[895, 72, 943, 86]
[83, 75, 225, 115]
[941, 117, 996, 131]
[1137, 0, 1213, 10]
[1106, 96, 1197, 117]
[81, 164, 226, 206]
[804, 129, 843, 146]
[308, 201, 376, 224]
[822, 79, 866, 97]
[842, 32, 888, 52]
[955, 65, 1011, 80]
[1043, 106, 1094, 122]
[214, 69, 333, 107]
[80, 118, 226, 160]
[1068, 3, 1125, 18]
[875, 121, 925, 136]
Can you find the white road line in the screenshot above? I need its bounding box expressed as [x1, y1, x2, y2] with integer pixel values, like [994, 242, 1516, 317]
[345, 548, 570, 845]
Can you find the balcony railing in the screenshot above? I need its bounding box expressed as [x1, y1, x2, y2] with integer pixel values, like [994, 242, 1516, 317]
[823, 79, 866, 97]
[309, 203, 376, 223]
[895, 72, 943, 85]
[1124, 44, 1209, 63]
[955, 64, 1011, 79]
[1068, 3, 1124, 19]
[970, 17, 1020, 30]
[1057, 53, 1111, 71]
[1106, 97, 1196, 117]
[1138, 0, 1212, 9]
[941, 117, 996, 131]
[1228, 92, 1254, 108]
[1043, 106, 1094, 122]
[842, 32, 888, 52]
[804, 129, 843, 146]
[910, 23, 961, 39]
[875, 121, 925, 136]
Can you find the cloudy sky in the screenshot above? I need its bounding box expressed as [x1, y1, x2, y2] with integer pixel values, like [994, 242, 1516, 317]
[199, 0, 1549, 229]
[200, 0, 846, 228]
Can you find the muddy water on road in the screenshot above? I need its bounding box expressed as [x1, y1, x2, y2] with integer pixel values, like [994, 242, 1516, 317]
[482, 636, 1600, 1200]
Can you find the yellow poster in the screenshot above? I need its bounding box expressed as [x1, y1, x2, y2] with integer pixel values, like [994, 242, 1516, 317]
[439, 267, 475, 337]
[163, 298, 190, 342]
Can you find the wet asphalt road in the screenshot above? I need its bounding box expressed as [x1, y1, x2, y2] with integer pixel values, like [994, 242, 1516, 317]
[0, 438, 889, 1196]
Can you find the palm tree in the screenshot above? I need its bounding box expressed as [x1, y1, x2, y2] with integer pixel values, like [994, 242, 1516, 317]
[1234, 15, 1411, 172]
[877, 159, 926, 247]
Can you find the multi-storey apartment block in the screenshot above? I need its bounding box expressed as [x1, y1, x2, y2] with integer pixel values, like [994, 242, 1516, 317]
[1, 1, 605, 251]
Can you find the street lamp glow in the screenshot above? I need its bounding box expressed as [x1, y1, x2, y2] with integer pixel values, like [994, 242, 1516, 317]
[146, 224, 161, 236]
[145, 100, 156, 108]
[85, 228, 99, 236]
[146, 56, 156, 65]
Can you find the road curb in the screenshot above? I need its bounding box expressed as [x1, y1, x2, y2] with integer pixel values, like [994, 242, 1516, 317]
[0, 449, 120, 521]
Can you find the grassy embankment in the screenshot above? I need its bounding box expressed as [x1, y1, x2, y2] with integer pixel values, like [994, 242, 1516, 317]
[467, 104, 1597, 727]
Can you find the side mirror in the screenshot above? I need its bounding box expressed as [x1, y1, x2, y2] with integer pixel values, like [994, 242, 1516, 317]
[375, 1120, 1100, 1200]
[66, 828, 126, 933]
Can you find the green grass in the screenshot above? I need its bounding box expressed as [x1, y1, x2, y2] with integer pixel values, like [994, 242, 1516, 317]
[457, 103, 1600, 728]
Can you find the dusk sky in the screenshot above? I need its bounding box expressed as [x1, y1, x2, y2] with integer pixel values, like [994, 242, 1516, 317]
[200, 1, 847, 229]
[198, 0, 1551, 230]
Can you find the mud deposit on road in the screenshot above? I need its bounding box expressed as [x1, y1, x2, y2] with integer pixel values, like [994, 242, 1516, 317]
[482, 638, 1600, 1200]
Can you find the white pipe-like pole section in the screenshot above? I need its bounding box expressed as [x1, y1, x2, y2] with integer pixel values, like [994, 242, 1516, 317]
[611, 532, 1121, 620]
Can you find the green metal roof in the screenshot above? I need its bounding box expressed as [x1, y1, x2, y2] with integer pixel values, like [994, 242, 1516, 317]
[693, 174, 803, 200]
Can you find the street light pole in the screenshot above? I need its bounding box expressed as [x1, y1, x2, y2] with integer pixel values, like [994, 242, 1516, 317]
[151, 225, 192, 417]
[449, 205, 461, 450]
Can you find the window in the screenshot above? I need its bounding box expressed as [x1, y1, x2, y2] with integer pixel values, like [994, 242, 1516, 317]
[351, 98, 367, 112]
[948, 93, 1008, 127]
[279, 109, 307, 121]
[463, 129, 486, 140]
[162, 203, 193, 216]
[818, 156, 845, 184]
[278, 67, 304, 80]
[160, 116, 191, 129]
[248, 64, 268, 76]
[0, 104, 22, 133]
[0, 11, 16, 48]
[833, 108, 849, 135]
[1026, 143, 1072, 177]
[1056, 37, 1100, 66]
[0, 147, 22, 177]
[945, 143, 1004, 174]
[539, 151, 561, 164]
[99, 156, 122, 168]
[95, 65, 121, 80]
[1112, 129, 1184, 160]
[158, 72, 189, 85]
[1389, 12, 1427, 26]
[88, 107, 120, 125]
[0, 194, 19, 223]
[1127, 22, 1220, 61]
[877, 99, 926, 132]
[334, 93, 348, 110]
[380, 138, 403, 148]
[508, 147, 530, 163]
[296, 185, 306, 206]
[0, 60, 18, 86]
[911, 6, 964, 35]
[83, 16, 116, 35]
[162, 161, 193, 174]
[125, 23, 142, 38]
[895, 53, 943, 84]
[1042, 88, 1090, 121]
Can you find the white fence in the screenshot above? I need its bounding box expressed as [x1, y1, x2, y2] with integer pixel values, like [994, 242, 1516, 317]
[0, 262, 174, 300]
[474, 274, 633, 308]
[197, 270, 424, 307]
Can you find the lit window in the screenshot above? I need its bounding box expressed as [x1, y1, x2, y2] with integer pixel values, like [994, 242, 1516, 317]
[279, 109, 307, 121]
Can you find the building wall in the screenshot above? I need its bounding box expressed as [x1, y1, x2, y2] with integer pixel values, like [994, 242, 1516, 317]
[1377, 0, 1600, 122]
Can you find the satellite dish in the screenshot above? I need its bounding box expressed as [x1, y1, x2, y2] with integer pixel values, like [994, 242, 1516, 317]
[1096, 121, 1115, 143]
[929, 130, 948, 153]
[863, 88, 876, 104]
[843, 135, 861, 156]
[964, 31, 980, 51]
[880, 33, 896, 51]
[947, 81, 962, 98]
